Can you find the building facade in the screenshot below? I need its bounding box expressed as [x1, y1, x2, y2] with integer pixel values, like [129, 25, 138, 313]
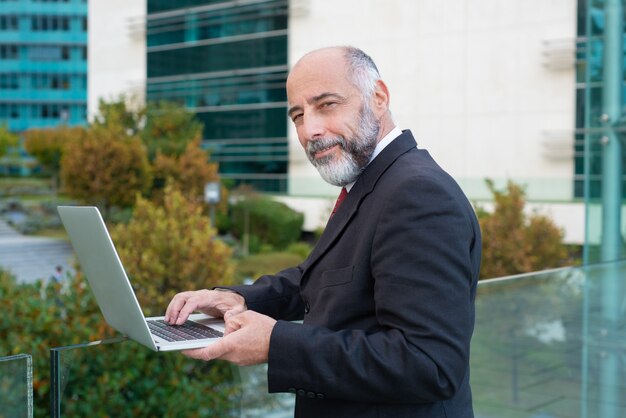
[0, 0, 87, 133]
[145, 0, 289, 192]
[88, 0, 626, 244]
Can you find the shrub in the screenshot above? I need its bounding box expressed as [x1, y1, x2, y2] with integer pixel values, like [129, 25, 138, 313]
[477, 180, 570, 279]
[231, 196, 304, 252]
[60, 127, 152, 213]
[110, 184, 234, 316]
[0, 269, 240, 417]
[235, 252, 305, 282]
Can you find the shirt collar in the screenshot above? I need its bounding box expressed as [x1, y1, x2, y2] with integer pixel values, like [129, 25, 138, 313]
[345, 126, 403, 192]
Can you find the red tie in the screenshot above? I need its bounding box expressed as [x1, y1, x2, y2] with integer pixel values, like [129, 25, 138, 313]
[331, 187, 348, 218]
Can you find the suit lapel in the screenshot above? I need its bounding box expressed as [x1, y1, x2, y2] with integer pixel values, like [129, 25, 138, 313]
[300, 130, 418, 278]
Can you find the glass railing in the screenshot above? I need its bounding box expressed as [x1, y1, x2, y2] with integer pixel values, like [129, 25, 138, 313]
[0, 353, 33, 418]
[472, 260, 626, 418]
[4, 260, 625, 416]
[49, 336, 294, 417]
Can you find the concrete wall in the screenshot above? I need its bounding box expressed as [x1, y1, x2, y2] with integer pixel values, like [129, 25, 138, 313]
[88, 0, 146, 119]
[286, 0, 583, 242]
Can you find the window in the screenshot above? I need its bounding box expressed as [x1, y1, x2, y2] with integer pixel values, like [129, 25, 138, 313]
[31, 73, 72, 90]
[0, 15, 19, 31]
[0, 45, 18, 59]
[147, 36, 287, 78]
[574, 3, 626, 199]
[34, 104, 64, 119]
[32, 16, 71, 31]
[29, 45, 62, 60]
[0, 104, 19, 119]
[0, 73, 19, 89]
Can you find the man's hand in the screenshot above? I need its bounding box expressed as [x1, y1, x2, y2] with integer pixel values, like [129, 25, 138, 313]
[165, 289, 246, 325]
[182, 310, 277, 366]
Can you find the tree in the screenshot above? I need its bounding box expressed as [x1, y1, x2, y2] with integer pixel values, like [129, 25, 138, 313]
[0, 123, 19, 159]
[23, 126, 86, 191]
[477, 179, 569, 279]
[60, 126, 152, 213]
[152, 138, 220, 203]
[91, 98, 143, 137]
[110, 184, 234, 316]
[141, 100, 205, 161]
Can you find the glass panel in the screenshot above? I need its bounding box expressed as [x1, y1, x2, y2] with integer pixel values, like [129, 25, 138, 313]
[145, 1, 288, 193]
[472, 260, 626, 418]
[148, 0, 227, 14]
[147, 2, 288, 48]
[50, 337, 294, 417]
[147, 36, 288, 78]
[0, 354, 33, 418]
[198, 107, 287, 140]
[146, 71, 288, 107]
[38, 261, 626, 416]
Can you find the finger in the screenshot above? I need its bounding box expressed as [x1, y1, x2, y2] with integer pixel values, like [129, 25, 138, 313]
[175, 299, 201, 325]
[182, 340, 227, 361]
[165, 292, 192, 323]
[223, 311, 243, 336]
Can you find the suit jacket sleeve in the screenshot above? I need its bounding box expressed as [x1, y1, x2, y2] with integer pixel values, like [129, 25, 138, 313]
[266, 173, 479, 404]
[227, 266, 305, 321]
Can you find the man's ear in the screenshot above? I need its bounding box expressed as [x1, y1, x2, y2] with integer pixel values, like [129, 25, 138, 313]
[372, 79, 390, 117]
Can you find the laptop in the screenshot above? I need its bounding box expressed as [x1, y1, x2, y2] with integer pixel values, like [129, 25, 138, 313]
[57, 205, 225, 352]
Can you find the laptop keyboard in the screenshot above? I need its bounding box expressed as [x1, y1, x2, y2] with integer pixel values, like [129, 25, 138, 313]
[147, 319, 223, 342]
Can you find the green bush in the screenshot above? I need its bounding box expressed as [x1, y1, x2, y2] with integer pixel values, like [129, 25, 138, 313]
[235, 252, 305, 282]
[111, 184, 234, 316]
[477, 180, 571, 279]
[0, 270, 240, 417]
[285, 242, 313, 259]
[231, 196, 304, 252]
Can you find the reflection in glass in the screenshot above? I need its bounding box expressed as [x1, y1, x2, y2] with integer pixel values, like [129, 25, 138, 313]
[472, 261, 626, 418]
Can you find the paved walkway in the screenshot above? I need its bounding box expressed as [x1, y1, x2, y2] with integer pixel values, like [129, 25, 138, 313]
[0, 219, 74, 284]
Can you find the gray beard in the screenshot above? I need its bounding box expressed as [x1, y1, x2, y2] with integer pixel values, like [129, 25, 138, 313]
[306, 104, 380, 187]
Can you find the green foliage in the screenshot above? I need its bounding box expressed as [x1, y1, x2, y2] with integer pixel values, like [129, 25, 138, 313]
[23, 126, 86, 176]
[231, 195, 304, 252]
[0, 269, 240, 417]
[285, 242, 313, 259]
[60, 126, 152, 212]
[141, 100, 205, 161]
[110, 184, 234, 316]
[91, 98, 143, 137]
[151, 139, 220, 204]
[235, 252, 305, 282]
[0, 124, 19, 159]
[478, 180, 570, 279]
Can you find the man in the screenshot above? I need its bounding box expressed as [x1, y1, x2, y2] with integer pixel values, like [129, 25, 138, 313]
[166, 46, 482, 418]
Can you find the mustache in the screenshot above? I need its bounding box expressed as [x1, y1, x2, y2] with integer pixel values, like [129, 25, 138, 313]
[307, 136, 346, 156]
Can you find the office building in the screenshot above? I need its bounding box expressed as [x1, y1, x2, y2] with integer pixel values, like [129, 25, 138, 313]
[0, 0, 88, 133]
[89, 0, 625, 244]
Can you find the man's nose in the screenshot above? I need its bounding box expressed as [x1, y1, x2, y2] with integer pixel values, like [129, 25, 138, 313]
[300, 113, 326, 139]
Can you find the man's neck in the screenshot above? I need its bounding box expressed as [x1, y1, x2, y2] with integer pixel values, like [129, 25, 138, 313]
[345, 126, 402, 192]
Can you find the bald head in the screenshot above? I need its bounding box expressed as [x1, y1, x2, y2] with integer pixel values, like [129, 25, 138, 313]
[289, 46, 381, 100]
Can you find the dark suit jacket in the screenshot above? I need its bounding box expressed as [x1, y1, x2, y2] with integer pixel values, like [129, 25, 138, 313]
[229, 130, 482, 418]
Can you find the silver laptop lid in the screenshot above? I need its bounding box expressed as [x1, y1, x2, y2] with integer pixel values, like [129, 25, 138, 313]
[57, 206, 157, 350]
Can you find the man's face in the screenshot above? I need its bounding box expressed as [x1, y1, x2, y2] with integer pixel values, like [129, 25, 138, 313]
[287, 51, 381, 186]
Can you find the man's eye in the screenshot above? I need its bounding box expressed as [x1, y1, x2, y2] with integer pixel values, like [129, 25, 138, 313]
[292, 114, 303, 123]
[321, 102, 337, 108]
